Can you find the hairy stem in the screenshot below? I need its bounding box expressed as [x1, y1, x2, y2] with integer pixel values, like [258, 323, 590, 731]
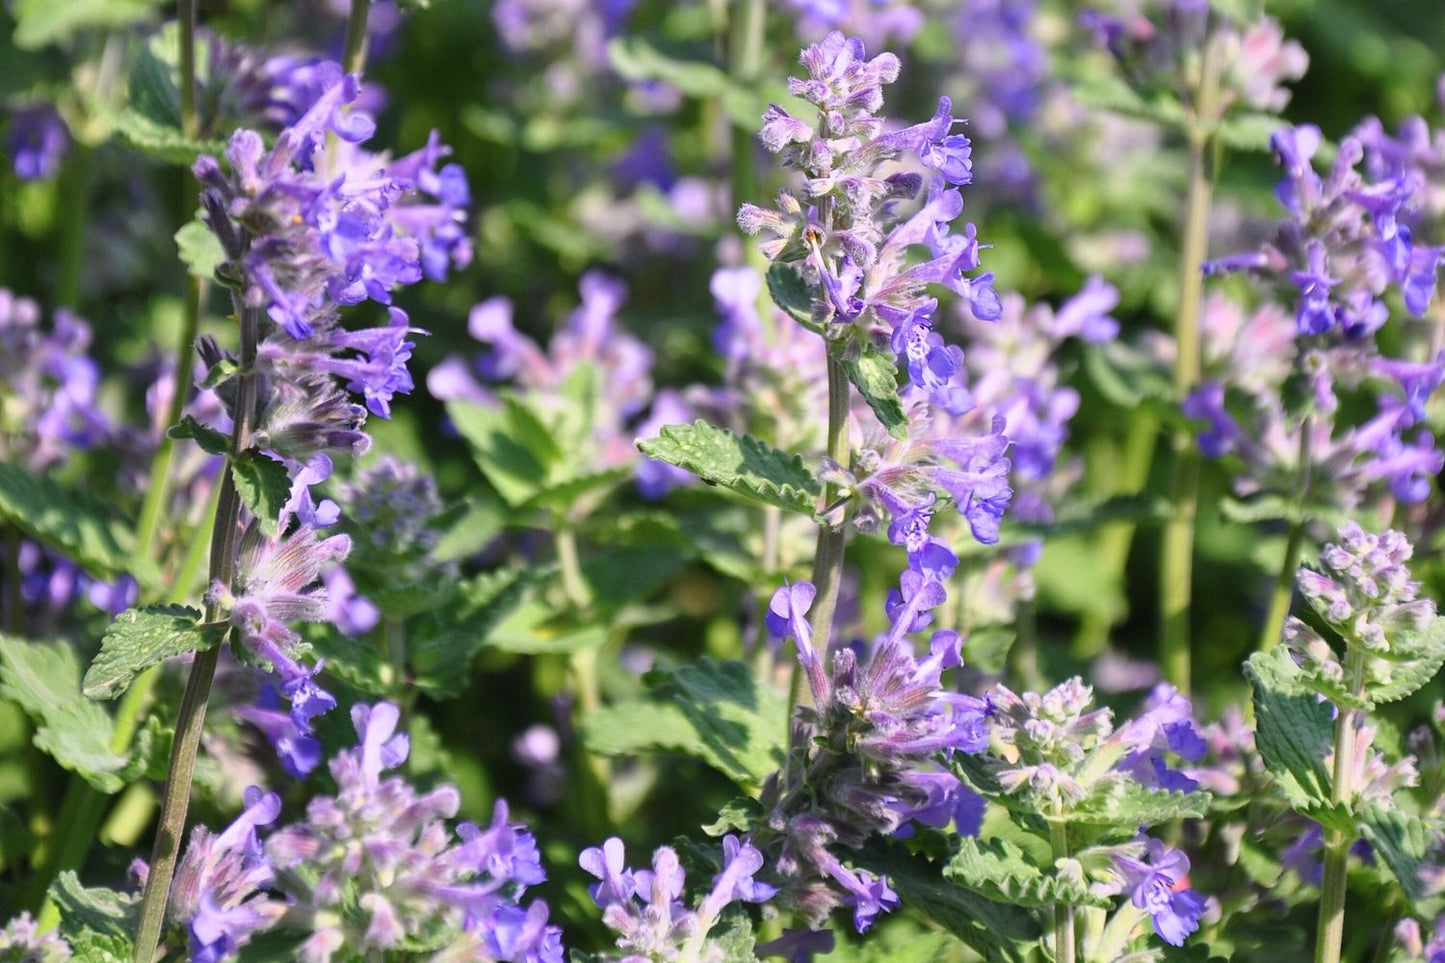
[342, 0, 373, 77]
[1259, 424, 1313, 653]
[132, 298, 259, 962]
[1050, 818, 1076, 963]
[806, 357, 850, 669]
[1314, 646, 1366, 963]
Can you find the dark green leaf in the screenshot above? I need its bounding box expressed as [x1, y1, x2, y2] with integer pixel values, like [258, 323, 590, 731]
[840, 346, 907, 439]
[637, 421, 820, 515]
[168, 414, 229, 455]
[1358, 803, 1435, 903]
[582, 658, 787, 789]
[231, 451, 291, 537]
[84, 604, 220, 700]
[765, 262, 817, 328]
[411, 568, 534, 698]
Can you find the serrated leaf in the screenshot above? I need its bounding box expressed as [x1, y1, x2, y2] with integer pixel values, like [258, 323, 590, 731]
[637, 421, 820, 515]
[1072, 75, 1187, 130]
[410, 568, 534, 698]
[856, 840, 1038, 963]
[1245, 647, 1353, 833]
[231, 451, 290, 537]
[0, 461, 154, 586]
[49, 871, 141, 940]
[84, 604, 220, 700]
[582, 658, 787, 789]
[12, 0, 163, 48]
[175, 219, 227, 280]
[113, 108, 228, 165]
[765, 262, 816, 328]
[1071, 782, 1211, 827]
[1358, 803, 1434, 903]
[0, 637, 134, 793]
[841, 346, 908, 439]
[945, 836, 1112, 908]
[1219, 494, 1347, 528]
[1368, 616, 1445, 704]
[168, 413, 229, 455]
[702, 797, 763, 836]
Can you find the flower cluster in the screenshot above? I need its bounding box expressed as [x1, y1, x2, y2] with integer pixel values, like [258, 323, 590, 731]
[166, 703, 562, 962]
[0, 913, 71, 962]
[756, 575, 988, 931]
[580, 835, 776, 961]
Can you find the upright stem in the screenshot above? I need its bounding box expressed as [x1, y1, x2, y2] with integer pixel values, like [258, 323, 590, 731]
[177, 0, 198, 140]
[341, 0, 373, 77]
[56, 146, 92, 308]
[132, 301, 260, 962]
[1160, 102, 1216, 694]
[1050, 818, 1076, 963]
[1259, 423, 1313, 653]
[805, 356, 851, 679]
[1313, 646, 1366, 963]
[727, 0, 766, 214]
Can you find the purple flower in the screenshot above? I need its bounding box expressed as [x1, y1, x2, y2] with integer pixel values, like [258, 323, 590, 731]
[1113, 837, 1206, 947]
[5, 104, 69, 181]
[236, 687, 323, 777]
[1182, 381, 1240, 457]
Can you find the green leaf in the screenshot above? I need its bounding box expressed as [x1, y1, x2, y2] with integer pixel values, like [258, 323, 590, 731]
[128, 32, 182, 128]
[84, 604, 220, 700]
[701, 796, 763, 836]
[1358, 803, 1434, 903]
[231, 451, 291, 537]
[167, 413, 229, 455]
[446, 400, 551, 507]
[0, 637, 137, 793]
[637, 421, 820, 515]
[1083, 340, 1176, 410]
[1216, 112, 1285, 153]
[113, 108, 228, 165]
[1368, 616, 1445, 704]
[1011, 492, 1169, 539]
[857, 840, 1038, 963]
[944, 836, 1112, 908]
[411, 568, 534, 698]
[1071, 782, 1211, 827]
[1219, 494, 1348, 528]
[765, 262, 817, 328]
[0, 461, 154, 585]
[582, 658, 787, 789]
[605, 36, 763, 123]
[1071, 75, 1187, 130]
[12, 0, 163, 48]
[841, 345, 908, 439]
[1245, 647, 1353, 833]
[175, 220, 227, 281]
[48, 871, 139, 961]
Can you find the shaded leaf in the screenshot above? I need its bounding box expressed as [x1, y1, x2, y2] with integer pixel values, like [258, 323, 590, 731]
[637, 421, 820, 516]
[168, 413, 229, 455]
[411, 568, 534, 698]
[840, 345, 907, 439]
[1358, 802, 1435, 903]
[447, 400, 551, 507]
[84, 604, 221, 700]
[582, 658, 787, 789]
[765, 262, 816, 328]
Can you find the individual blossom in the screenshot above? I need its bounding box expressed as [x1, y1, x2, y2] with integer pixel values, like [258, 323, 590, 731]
[4, 103, 69, 181]
[1110, 836, 1207, 947]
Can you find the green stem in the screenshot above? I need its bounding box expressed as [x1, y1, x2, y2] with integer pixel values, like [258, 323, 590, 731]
[1050, 818, 1076, 963]
[56, 145, 92, 308]
[1160, 110, 1216, 694]
[727, 0, 765, 214]
[341, 0, 373, 76]
[555, 528, 592, 610]
[805, 357, 850, 669]
[382, 614, 407, 704]
[1313, 645, 1366, 963]
[177, 0, 198, 140]
[132, 298, 260, 962]
[1258, 424, 1313, 653]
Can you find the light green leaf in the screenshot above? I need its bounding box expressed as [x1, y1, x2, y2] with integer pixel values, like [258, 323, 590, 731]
[582, 658, 787, 789]
[167, 413, 229, 455]
[1216, 112, 1285, 153]
[1072, 75, 1187, 130]
[1369, 616, 1445, 704]
[637, 421, 820, 515]
[175, 220, 227, 281]
[0, 461, 155, 586]
[231, 451, 291, 537]
[1083, 341, 1176, 410]
[1071, 782, 1211, 827]
[114, 109, 227, 166]
[49, 871, 139, 961]
[0, 637, 136, 793]
[12, 0, 163, 48]
[841, 345, 908, 439]
[944, 836, 1112, 908]
[84, 604, 220, 700]
[446, 400, 551, 507]
[1245, 647, 1353, 833]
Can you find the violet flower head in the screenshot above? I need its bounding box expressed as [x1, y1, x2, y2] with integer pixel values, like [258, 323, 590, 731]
[1294, 522, 1435, 655]
[5, 103, 69, 181]
[236, 686, 324, 777]
[1112, 836, 1206, 947]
